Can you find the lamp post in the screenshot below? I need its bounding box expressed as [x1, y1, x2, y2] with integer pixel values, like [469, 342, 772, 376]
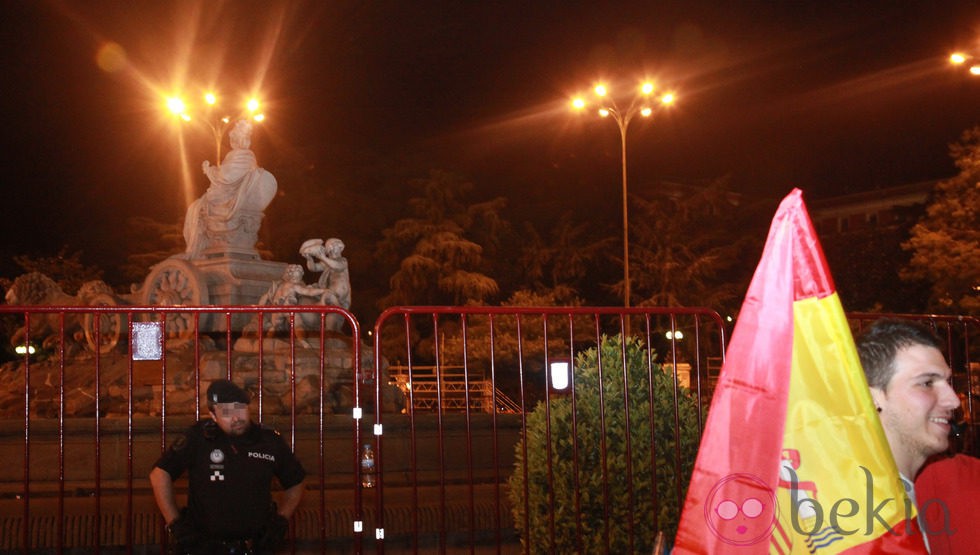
[572, 82, 675, 309]
[166, 91, 265, 161]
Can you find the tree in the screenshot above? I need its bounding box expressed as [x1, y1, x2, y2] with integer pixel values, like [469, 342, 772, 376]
[821, 204, 930, 313]
[7, 247, 103, 295]
[118, 217, 185, 286]
[516, 213, 612, 302]
[627, 181, 768, 317]
[375, 170, 506, 307]
[903, 127, 980, 315]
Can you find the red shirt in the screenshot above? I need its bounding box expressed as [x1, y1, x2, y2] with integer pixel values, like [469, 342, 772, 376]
[914, 454, 980, 555]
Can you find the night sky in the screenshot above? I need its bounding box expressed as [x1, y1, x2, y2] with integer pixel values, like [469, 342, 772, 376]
[2, 1, 980, 283]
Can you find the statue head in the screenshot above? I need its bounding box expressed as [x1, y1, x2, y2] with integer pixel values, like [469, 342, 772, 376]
[284, 264, 305, 283]
[228, 119, 253, 150]
[325, 238, 345, 256]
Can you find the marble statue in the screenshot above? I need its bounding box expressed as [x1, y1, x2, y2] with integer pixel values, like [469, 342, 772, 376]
[299, 237, 351, 310]
[259, 264, 327, 307]
[232, 263, 337, 352]
[181, 119, 278, 259]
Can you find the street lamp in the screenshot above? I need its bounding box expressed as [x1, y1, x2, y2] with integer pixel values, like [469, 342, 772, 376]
[165, 91, 265, 160]
[572, 81, 675, 309]
[950, 52, 980, 76]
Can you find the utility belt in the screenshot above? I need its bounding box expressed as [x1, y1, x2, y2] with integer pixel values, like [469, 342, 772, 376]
[170, 503, 285, 555]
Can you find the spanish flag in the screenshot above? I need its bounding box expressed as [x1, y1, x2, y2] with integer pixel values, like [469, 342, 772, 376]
[673, 189, 926, 553]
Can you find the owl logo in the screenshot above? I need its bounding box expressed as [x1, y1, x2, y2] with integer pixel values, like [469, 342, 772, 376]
[210, 449, 225, 464]
[704, 473, 778, 546]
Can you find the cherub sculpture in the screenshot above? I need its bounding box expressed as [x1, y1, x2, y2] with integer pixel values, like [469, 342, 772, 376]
[299, 238, 350, 310]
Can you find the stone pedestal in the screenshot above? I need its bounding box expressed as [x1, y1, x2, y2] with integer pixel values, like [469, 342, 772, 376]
[136, 254, 288, 333]
[197, 255, 286, 301]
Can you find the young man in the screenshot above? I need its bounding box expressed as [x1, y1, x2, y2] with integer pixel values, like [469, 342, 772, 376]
[856, 319, 960, 552]
[149, 379, 306, 554]
[856, 319, 959, 480]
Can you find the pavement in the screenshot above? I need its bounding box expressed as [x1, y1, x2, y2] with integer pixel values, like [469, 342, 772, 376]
[0, 483, 521, 553]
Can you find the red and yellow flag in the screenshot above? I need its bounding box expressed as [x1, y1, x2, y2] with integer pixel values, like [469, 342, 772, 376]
[673, 189, 926, 554]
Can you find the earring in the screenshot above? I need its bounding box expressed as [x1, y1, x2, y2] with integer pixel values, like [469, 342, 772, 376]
[876, 407, 882, 413]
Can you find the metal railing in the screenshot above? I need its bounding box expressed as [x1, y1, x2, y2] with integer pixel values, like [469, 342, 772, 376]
[388, 366, 523, 413]
[0, 305, 366, 554]
[367, 307, 727, 554]
[0, 304, 975, 553]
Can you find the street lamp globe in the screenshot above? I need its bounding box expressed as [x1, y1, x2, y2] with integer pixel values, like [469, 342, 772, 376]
[950, 51, 980, 76]
[166, 97, 186, 116]
[164, 89, 266, 161]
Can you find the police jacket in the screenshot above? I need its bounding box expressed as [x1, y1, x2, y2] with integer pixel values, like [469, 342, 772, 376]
[153, 419, 306, 541]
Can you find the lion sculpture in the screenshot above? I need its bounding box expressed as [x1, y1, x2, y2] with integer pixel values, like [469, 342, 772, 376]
[5, 272, 119, 354]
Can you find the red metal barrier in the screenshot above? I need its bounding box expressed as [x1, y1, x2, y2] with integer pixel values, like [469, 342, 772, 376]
[370, 307, 727, 554]
[0, 305, 975, 554]
[0, 305, 362, 554]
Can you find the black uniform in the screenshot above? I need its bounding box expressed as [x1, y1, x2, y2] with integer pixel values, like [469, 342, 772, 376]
[154, 419, 306, 544]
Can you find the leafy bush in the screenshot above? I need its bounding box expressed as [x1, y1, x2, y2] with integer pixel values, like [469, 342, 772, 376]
[508, 334, 702, 553]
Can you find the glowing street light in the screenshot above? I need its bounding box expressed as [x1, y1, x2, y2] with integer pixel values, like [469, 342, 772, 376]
[571, 80, 676, 310]
[164, 91, 266, 160]
[950, 52, 980, 76]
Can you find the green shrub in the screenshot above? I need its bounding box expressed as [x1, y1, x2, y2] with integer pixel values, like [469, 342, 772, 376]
[508, 334, 701, 553]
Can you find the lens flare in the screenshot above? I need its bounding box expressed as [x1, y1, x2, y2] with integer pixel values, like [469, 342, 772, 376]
[95, 42, 127, 73]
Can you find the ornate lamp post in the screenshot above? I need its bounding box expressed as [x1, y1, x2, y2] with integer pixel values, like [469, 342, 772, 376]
[166, 91, 265, 161]
[572, 82, 675, 309]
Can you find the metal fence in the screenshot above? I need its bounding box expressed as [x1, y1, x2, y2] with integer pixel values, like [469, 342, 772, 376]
[366, 307, 726, 554]
[0, 305, 975, 554]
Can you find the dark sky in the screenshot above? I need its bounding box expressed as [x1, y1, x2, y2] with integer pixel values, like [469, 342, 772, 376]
[2, 1, 980, 279]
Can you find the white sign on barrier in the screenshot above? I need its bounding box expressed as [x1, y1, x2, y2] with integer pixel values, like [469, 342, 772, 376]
[131, 321, 163, 361]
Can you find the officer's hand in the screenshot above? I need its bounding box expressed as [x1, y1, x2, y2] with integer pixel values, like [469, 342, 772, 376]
[167, 513, 202, 550]
[255, 513, 289, 550]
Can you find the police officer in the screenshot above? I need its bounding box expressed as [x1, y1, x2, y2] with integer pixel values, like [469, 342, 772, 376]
[149, 379, 306, 554]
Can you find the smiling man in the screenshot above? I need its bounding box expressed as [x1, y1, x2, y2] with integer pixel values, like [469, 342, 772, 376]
[856, 320, 959, 479]
[149, 379, 306, 554]
[856, 319, 960, 552]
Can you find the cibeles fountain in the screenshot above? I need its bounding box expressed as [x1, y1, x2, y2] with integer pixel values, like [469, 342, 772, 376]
[1, 119, 402, 417]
